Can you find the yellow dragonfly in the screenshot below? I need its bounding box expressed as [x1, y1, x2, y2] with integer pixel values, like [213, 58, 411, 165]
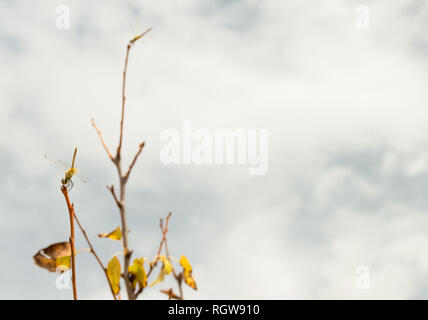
[44, 147, 88, 190]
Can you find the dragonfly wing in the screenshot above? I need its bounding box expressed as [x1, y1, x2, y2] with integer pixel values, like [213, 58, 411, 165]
[44, 154, 68, 172]
[58, 160, 71, 169]
[74, 170, 89, 183]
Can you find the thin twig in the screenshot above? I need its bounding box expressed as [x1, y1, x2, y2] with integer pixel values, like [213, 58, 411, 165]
[91, 118, 114, 161]
[135, 212, 175, 299]
[61, 186, 77, 300]
[116, 45, 130, 159]
[156, 212, 171, 258]
[152, 212, 172, 275]
[162, 214, 184, 299]
[160, 288, 181, 300]
[107, 185, 122, 208]
[124, 142, 145, 181]
[72, 211, 117, 300]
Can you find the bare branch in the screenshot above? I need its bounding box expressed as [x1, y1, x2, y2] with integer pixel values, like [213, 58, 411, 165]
[162, 213, 184, 299]
[162, 213, 173, 263]
[107, 185, 122, 208]
[92, 28, 152, 300]
[116, 44, 130, 160]
[117, 28, 151, 159]
[124, 142, 145, 181]
[91, 118, 114, 161]
[160, 288, 182, 300]
[135, 212, 173, 298]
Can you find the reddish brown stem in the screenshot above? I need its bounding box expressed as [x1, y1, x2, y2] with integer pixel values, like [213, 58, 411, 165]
[61, 186, 77, 300]
[72, 211, 117, 300]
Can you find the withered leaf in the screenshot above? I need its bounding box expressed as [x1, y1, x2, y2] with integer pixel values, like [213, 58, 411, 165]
[33, 242, 71, 273]
[98, 226, 122, 241]
[33, 252, 56, 272]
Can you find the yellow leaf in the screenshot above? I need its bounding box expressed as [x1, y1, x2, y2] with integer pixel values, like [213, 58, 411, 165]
[184, 275, 197, 290]
[149, 269, 166, 287]
[107, 256, 121, 295]
[128, 258, 147, 291]
[98, 226, 122, 241]
[161, 255, 172, 275]
[33, 242, 71, 273]
[149, 255, 172, 287]
[179, 255, 197, 290]
[55, 255, 71, 269]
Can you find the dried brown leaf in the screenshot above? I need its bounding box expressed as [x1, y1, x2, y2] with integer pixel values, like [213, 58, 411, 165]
[33, 242, 71, 273]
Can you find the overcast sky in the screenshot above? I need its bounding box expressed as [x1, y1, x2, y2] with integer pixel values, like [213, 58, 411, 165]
[1, 0, 428, 299]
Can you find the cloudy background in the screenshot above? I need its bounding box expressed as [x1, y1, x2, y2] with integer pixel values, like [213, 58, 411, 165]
[1, 0, 428, 299]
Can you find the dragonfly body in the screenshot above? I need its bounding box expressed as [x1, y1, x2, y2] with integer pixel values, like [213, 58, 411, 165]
[61, 167, 78, 189]
[61, 148, 78, 190]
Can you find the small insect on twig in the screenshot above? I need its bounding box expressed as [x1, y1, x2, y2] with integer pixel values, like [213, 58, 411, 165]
[130, 27, 152, 44]
[44, 147, 88, 191]
[61, 148, 78, 190]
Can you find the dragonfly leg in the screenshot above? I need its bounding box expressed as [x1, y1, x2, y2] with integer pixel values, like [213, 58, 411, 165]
[68, 180, 74, 192]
